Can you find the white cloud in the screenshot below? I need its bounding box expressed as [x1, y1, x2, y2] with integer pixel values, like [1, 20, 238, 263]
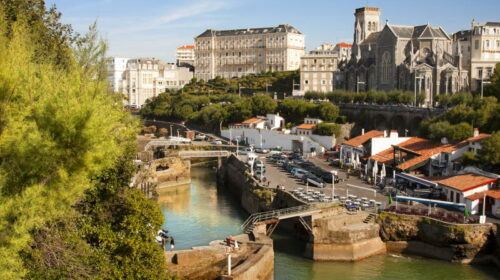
[160, 0, 228, 24]
[112, 0, 230, 34]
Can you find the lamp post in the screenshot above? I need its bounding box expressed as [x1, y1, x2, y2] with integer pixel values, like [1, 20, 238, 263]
[236, 136, 240, 156]
[170, 125, 173, 137]
[331, 170, 338, 200]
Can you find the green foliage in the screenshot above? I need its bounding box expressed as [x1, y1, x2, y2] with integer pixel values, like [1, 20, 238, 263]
[426, 121, 472, 142]
[479, 131, 500, 171]
[0, 11, 169, 280]
[312, 123, 341, 136]
[315, 102, 339, 122]
[484, 62, 500, 99]
[278, 99, 315, 124]
[421, 95, 499, 141]
[246, 94, 277, 116]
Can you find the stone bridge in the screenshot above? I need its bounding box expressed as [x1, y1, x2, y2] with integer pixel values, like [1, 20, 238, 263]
[338, 104, 445, 136]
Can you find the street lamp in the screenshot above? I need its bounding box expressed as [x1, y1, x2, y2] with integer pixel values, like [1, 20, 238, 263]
[236, 136, 240, 156]
[414, 72, 424, 107]
[331, 170, 338, 200]
[170, 125, 173, 137]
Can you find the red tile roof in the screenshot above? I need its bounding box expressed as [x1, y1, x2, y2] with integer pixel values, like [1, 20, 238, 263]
[296, 123, 316, 130]
[343, 130, 384, 147]
[177, 45, 195, 49]
[430, 173, 497, 192]
[242, 118, 265, 124]
[486, 190, 500, 200]
[336, 42, 352, 48]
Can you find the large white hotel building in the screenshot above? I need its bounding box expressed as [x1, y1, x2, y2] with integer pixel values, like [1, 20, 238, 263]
[194, 24, 305, 81]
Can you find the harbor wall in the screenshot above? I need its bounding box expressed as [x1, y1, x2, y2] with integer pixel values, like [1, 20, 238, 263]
[378, 212, 498, 264]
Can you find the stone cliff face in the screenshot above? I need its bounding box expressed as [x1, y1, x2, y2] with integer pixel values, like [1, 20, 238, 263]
[378, 212, 497, 263]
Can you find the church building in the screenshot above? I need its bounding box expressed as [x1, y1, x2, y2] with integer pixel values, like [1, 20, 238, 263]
[337, 7, 469, 107]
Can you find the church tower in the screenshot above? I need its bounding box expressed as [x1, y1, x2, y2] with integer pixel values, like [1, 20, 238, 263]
[353, 7, 381, 45]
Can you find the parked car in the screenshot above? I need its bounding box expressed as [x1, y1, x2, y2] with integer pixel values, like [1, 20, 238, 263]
[294, 169, 309, 179]
[306, 177, 325, 188]
[195, 134, 206, 141]
[255, 148, 269, 154]
[211, 140, 222, 145]
[238, 147, 253, 155]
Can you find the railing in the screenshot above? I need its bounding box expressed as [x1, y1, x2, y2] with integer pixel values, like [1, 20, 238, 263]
[144, 140, 190, 151]
[178, 150, 231, 158]
[240, 205, 313, 233]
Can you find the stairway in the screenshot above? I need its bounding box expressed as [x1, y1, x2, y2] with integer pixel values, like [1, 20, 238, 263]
[363, 213, 376, 224]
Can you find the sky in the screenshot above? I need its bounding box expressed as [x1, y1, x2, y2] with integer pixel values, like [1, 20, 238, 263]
[47, 0, 500, 62]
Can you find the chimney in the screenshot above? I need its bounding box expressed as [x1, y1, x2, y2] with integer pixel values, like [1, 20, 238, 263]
[441, 137, 448, 145]
[383, 130, 387, 137]
[390, 130, 398, 138]
[362, 128, 365, 135]
[473, 128, 479, 137]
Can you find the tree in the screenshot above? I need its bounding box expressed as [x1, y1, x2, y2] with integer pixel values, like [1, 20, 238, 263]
[484, 62, 500, 99]
[247, 94, 277, 116]
[312, 123, 341, 136]
[479, 131, 500, 170]
[315, 102, 339, 122]
[278, 99, 314, 124]
[0, 14, 169, 279]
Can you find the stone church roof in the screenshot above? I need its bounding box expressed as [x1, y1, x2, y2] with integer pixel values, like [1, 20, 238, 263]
[196, 24, 302, 38]
[387, 24, 450, 40]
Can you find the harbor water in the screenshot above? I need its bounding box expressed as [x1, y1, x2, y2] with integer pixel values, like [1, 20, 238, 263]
[159, 167, 498, 280]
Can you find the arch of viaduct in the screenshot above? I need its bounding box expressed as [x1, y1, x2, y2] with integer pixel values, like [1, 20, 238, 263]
[338, 104, 445, 136]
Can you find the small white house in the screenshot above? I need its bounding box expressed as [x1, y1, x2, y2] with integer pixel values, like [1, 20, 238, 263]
[430, 173, 497, 214]
[303, 118, 322, 125]
[264, 114, 285, 130]
[295, 123, 316, 136]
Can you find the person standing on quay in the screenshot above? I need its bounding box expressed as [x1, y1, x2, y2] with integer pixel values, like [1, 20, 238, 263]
[170, 237, 175, 251]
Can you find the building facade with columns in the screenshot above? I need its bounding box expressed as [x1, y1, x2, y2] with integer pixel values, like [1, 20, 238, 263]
[453, 21, 500, 92]
[194, 24, 305, 81]
[112, 58, 193, 107]
[337, 7, 469, 106]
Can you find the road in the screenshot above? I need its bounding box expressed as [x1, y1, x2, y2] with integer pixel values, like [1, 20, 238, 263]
[256, 154, 388, 205]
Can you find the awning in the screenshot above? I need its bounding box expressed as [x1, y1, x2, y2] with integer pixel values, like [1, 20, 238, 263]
[395, 195, 466, 209]
[396, 173, 438, 188]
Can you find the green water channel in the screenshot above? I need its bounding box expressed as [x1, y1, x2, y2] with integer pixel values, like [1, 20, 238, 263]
[159, 167, 498, 280]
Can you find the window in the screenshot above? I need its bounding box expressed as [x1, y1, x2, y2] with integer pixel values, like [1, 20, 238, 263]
[497, 40, 500, 48]
[486, 40, 490, 49]
[475, 40, 479, 49]
[305, 80, 309, 84]
[381, 51, 391, 83]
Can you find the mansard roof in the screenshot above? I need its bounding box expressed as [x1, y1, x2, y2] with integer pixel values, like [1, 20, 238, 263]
[196, 24, 302, 38]
[484, 22, 500, 27]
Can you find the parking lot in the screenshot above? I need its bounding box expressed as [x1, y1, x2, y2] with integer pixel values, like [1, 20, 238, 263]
[247, 152, 388, 207]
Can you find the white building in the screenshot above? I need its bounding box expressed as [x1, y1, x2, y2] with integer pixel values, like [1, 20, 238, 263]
[224, 116, 335, 152]
[113, 58, 193, 107]
[176, 45, 195, 67]
[453, 20, 500, 92]
[194, 24, 305, 80]
[300, 43, 353, 93]
[107, 57, 129, 93]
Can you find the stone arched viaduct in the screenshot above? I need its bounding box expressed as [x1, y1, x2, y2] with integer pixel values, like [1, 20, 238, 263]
[338, 104, 444, 137]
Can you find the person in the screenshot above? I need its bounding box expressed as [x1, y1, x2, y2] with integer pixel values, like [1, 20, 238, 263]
[170, 237, 175, 251]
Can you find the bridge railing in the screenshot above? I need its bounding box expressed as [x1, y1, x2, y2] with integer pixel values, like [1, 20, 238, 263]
[240, 204, 312, 232]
